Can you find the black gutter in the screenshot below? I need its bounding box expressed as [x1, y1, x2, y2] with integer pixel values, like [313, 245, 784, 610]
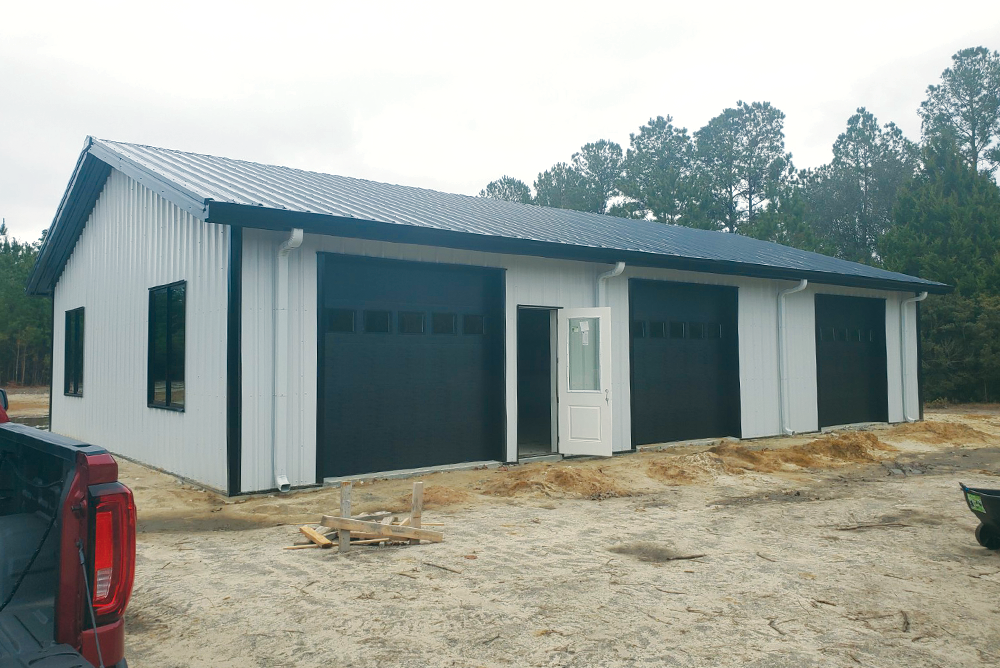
[206, 202, 952, 296]
[226, 226, 243, 496]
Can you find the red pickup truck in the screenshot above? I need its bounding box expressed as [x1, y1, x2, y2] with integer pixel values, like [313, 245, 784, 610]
[1, 388, 135, 668]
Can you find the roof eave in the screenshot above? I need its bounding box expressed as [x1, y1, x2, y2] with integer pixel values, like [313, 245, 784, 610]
[206, 202, 952, 295]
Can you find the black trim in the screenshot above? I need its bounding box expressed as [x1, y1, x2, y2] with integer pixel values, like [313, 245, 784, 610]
[917, 299, 924, 421]
[147, 280, 187, 411]
[27, 149, 112, 295]
[206, 202, 952, 296]
[63, 307, 85, 397]
[226, 226, 243, 495]
[314, 252, 326, 486]
[48, 298, 54, 426]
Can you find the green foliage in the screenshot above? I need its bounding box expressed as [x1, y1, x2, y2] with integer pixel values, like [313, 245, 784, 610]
[532, 162, 599, 212]
[0, 224, 51, 386]
[571, 140, 624, 215]
[919, 46, 1000, 175]
[882, 138, 1000, 401]
[614, 117, 699, 224]
[479, 176, 533, 204]
[806, 108, 920, 262]
[694, 101, 793, 233]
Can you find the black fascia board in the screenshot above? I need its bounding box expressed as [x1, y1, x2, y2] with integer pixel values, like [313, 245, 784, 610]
[26, 151, 112, 295]
[206, 202, 952, 295]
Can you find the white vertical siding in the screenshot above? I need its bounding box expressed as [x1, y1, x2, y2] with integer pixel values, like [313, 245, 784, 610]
[240, 229, 921, 492]
[51, 170, 229, 491]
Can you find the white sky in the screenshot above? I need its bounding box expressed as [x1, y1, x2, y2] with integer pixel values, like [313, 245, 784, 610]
[2, 0, 999, 242]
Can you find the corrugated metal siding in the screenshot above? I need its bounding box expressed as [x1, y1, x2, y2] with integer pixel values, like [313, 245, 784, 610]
[51, 169, 230, 491]
[240, 230, 920, 491]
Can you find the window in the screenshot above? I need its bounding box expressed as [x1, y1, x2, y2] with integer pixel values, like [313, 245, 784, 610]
[688, 322, 705, 340]
[432, 313, 457, 335]
[669, 321, 686, 339]
[64, 308, 84, 396]
[364, 310, 391, 333]
[706, 323, 722, 339]
[399, 311, 425, 334]
[326, 309, 355, 333]
[631, 320, 647, 338]
[148, 282, 186, 410]
[463, 314, 485, 335]
[649, 321, 666, 338]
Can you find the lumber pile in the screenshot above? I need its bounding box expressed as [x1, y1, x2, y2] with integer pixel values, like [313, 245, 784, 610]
[286, 481, 444, 553]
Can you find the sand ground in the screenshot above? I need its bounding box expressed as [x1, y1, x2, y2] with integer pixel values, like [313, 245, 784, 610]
[105, 410, 1000, 667]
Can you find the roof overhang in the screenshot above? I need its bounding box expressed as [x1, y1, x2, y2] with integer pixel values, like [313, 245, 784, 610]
[27, 138, 953, 297]
[206, 202, 953, 295]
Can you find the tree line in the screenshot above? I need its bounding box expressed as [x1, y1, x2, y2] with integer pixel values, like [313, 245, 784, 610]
[0, 223, 50, 387]
[482, 46, 1000, 403]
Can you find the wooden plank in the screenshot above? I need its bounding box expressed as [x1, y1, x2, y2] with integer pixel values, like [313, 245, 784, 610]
[284, 544, 320, 550]
[339, 482, 352, 553]
[320, 516, 444, 543]
[300, 526, 334, 548]
[410, 481, 423, 545]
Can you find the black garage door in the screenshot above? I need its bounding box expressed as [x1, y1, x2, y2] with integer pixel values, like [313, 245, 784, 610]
[815, 294, 888, 427]
[629, 280, 741, 445]
[317, 254, 505, 479]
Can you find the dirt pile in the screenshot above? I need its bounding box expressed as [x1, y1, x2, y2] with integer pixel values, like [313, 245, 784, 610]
[888, 421, 991, 445]
[646, 452, 738, 485]
[396, 485, 472, 509]
[482, 464, 632, 499]
[712, 432, 895, 473]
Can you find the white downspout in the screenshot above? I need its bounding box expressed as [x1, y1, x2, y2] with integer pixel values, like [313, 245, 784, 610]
[777, 279, 808, 435]
[596, 261, 626, 306]
[900, 291, 928, 423]
[273, 228, 304, 492]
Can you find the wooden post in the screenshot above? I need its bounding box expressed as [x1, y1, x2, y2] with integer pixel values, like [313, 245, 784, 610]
[339, 481, 352, 553]
[410, 481, 423, 545]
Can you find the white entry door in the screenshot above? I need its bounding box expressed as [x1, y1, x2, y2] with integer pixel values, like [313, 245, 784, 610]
[557, 307, 613, 457]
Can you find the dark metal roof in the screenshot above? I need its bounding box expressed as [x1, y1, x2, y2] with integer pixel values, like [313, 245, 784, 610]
[27, 136, 951, 295]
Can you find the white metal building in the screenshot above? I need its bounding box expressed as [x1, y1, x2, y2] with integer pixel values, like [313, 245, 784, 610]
[28, 138, 950, 495]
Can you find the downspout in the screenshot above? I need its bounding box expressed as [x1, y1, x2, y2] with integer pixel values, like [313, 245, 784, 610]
[596, 261, 626, 306]
[273, 228, 304, 492]
[777, 279, 808, 435]
[900, 291, 928, 423]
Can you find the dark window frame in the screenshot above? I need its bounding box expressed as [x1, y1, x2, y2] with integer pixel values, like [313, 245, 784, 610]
[147, 281, 187, 411]
[431, 312, 458, 335]
[463, 314, 486, 335]
[363, 310, 391, 333]
[64, 307, 84, 397]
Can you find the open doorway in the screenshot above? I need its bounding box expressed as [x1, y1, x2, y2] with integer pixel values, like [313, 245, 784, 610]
[517, 307, 557, 458]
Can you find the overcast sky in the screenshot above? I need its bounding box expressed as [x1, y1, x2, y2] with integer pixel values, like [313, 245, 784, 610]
[2, 1, 999, 242]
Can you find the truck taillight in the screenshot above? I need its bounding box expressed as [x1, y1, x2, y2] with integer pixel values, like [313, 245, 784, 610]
[88, 482, 136, 622]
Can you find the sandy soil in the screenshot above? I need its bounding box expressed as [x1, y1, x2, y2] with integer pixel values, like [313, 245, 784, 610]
[3, 386, 50, 429]
[108, 414, 1000, 665]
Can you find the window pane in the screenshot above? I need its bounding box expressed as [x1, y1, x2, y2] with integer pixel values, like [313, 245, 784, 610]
[649, 321, 665, 338]
[568, 317, 600, 391]
[463, 314, 485, 335]
[169, 284, 185, 408]
[631, 320, 647, 338]
[689, 322, 704, 340]
[76, 310, 84, 395]
[326, 309, 355, 333]
[64, 311, 75, 394]
[706, 323, 722, 339]
[399, 312, 425, 334]
[364, 310, 390, 333]
[150, 289, 168, 404]
[669, 321, 686, 339]
[432, 313, 457, 335]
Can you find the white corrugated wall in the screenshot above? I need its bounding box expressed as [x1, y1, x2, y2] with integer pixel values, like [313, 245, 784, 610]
[51, 169, 230, 492]
[240, 230, 922, 492]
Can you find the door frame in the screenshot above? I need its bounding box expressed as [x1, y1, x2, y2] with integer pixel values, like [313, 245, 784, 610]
[556, 306, 613, 457]
[516, 305, 559, 460]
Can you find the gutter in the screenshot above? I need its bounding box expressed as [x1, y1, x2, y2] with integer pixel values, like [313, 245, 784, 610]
[596, 261, 626, 306]
[777, 279, 808, 435]
[900, 291, 928, 422]
[273, 228, 304, 492]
